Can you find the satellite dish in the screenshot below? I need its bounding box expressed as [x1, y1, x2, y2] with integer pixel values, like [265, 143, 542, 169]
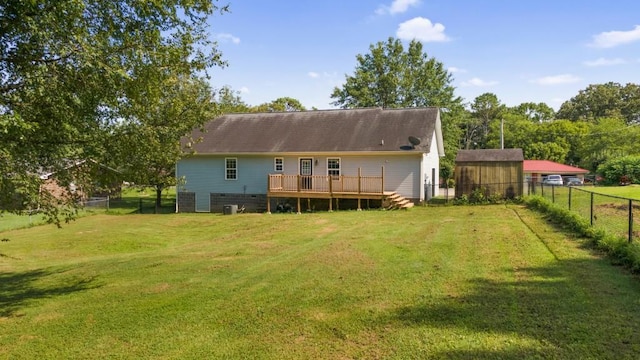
[408, 136, 421, 148]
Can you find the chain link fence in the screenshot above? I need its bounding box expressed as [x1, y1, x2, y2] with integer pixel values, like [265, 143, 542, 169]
[530, 182, 639, 243]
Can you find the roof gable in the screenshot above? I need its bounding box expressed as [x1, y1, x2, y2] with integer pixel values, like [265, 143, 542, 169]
[187, 107, 441, 154]
[456, 149, 524, 162]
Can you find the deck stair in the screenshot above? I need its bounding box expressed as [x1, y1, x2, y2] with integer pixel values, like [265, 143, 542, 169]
[386, 192, 414, 210]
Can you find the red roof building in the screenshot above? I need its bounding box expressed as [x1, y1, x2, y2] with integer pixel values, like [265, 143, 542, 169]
[524, 160, 589, 182]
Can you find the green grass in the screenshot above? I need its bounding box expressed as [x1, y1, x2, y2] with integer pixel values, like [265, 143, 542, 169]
[537, 185, 640, 242]
[2, 206, 640, 358]
[0, 187, 177, 232]
[0, 212, 48, 233]
[587, 184, 640, 200]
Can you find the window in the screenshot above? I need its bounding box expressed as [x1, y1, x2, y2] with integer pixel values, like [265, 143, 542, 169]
[225, 158, 237, 180]
[274, 157, 284, 172]
[327, 158, 340, 177]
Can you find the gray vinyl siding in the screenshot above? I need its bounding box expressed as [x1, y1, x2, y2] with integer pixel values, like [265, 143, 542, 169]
[314, 155, 422, 199]
[177, 155, 274, 196]
[178, 153, 434, 200]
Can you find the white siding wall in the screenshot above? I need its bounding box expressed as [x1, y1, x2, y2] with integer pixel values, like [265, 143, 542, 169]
[421, 132, 441, 198]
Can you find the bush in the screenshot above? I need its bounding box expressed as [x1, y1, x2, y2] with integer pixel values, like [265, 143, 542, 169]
[597, 155, 640, 185]
[524, 196, 640, 273]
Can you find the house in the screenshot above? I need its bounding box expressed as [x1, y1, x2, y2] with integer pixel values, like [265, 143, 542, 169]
[523, 160, 589, 183]
[39, 160, 122, 201]
[176, 107, 444, 213]
[455, 149, 524, 199]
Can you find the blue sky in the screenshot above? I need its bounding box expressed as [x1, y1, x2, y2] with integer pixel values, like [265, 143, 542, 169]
[207, 0, 640, 110]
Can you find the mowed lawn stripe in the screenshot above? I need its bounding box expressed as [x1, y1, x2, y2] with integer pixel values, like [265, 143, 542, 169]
[2, 206, 640, 359]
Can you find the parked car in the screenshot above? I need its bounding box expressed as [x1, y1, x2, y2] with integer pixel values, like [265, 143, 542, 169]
[542, 174, 563, 186]
[566, 177, 583, 186]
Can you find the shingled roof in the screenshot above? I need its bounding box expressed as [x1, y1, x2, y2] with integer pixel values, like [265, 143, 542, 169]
[455, 149, 524, 162]
[186, 107, 442, 154]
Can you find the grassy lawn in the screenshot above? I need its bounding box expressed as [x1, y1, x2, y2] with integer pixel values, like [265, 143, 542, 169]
[0, 212, 48, 233]
[536, 185, 640, 241]
[2, 206, 640, 358]
[587, 184, 640, 200]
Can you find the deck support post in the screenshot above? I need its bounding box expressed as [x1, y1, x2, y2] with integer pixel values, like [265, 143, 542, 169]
[357, 198, 362, 211]
[297, 197, 301, 214]
[266, 196, 271, 214]
[328, 198, 333, 212]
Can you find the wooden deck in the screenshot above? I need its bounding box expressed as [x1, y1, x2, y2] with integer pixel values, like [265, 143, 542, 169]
[266, 169, 391, 212]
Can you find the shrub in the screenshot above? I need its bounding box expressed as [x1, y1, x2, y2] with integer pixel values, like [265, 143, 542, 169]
[597, 155, 640, 185]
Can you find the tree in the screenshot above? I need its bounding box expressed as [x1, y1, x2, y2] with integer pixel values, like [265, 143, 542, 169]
[110, 76, 216, 213]
[252, 97, 306, 112]
[578, 117, 640, 171]
[330, 37, 464, 180]
[0, 1, 227, 222]
[511, 102, 555, 123]
[331, 37, 460, 109]
[462, 93, 505, 149]
[215, 86, 251, 114]
[556, 82, 640, 124]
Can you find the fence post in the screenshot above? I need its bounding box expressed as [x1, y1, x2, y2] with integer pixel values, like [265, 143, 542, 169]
[590, 192, 594, 226]
[552, 185, 555, 203]
[568, 187, 572, 211]
[629, 199, 634, 243]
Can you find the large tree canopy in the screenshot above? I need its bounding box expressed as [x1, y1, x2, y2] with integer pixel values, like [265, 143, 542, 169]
[331, 37, 463, 179]
[331, 37, 460, 109]
[0, 0, 226, 221]
[556, 82, 640, 124]
[110, 76, 216, 213]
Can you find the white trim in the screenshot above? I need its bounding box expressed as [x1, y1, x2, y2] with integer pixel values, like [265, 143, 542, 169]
[327, 157, 341, 177]
[274, 157, 284, 172]
[298, 157, 314, 175]
[225, 157, 238, 180]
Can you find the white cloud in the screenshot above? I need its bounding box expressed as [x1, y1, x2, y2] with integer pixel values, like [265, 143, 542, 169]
[396, 17, 449, 42]
[589, 25, 640, 48]
[583, 57, 626, 67]
[448, 66, 467, 73]
[530, 74, 581, 85]
[239, 86, 250, 94]
[216, 33, 240, 44]
[308, 72, 320, 78]
[376, 0, 421, 15]
[461, 77, 498, 87]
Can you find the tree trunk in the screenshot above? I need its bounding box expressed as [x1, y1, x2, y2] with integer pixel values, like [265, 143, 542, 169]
[155, 186, 163, 214]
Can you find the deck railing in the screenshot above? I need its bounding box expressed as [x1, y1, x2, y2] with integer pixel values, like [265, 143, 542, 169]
[268, 169, 384, 195]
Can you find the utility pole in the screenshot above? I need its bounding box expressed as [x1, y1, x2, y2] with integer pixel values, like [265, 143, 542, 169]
[500, 118, 504, 149]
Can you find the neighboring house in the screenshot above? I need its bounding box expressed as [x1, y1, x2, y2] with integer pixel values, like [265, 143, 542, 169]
[455, 149, 524, 199]
[39, 160, 122, 201]
[523, 160, 589, 183]
[176, 107, 444, 213]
